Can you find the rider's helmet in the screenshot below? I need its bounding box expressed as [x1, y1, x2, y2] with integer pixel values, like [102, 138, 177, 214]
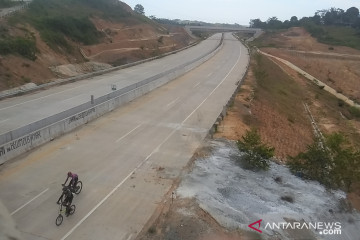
[67, 171, 72, 177]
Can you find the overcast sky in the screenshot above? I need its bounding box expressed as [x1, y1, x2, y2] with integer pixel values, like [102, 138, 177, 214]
[122, 0, 359, 25]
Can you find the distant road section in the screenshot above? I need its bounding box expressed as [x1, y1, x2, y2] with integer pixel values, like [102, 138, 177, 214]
[185, 25, 262, 37]
[0, 35, 221, 135]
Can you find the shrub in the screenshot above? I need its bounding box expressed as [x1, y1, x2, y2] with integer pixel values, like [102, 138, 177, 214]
[0, 37, 37, 60]
[349, 106, 360, 118]
[288, 133, 360, 191]
[237, 128, 274, 171]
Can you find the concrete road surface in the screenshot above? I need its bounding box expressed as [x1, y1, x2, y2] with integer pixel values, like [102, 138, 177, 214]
[0, 34, 220, 136]
[0, 33, 249, 240]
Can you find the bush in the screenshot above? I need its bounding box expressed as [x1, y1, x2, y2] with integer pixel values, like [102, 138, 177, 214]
[0, 0, 18, 8]
[9, 0, 112, 52]
[237, 128, 274, 171]
[0, 37, 37, 60]
[349, 106, 360, 118]
[288, 133, 360, 191]
[34, 16, 102, 52]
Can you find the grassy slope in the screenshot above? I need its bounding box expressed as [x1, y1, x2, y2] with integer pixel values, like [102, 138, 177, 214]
[250, 51, 360, 150]
[253, 54, 306, 123]
[305, 25, 360, 50]
[7, 0, 147, 52]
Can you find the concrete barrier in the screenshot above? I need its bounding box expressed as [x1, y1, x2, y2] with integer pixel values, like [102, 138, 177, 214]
[0, 34, 224, 164]
[0, 40, 202, 100]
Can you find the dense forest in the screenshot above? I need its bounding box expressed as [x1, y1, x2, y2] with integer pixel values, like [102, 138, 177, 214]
[250, 7, 360, 49]
[250, 7, 360, 29]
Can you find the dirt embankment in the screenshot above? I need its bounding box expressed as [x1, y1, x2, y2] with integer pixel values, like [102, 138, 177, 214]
[216, 27, 360, 158]
[82, 18, 194, 65]
[0, 16, 194, 92]
[259, 27, 360, 104]
[215, 27, 360, 208]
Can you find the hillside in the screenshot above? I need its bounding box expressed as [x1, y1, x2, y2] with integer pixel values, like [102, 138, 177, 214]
[0, 0, 194, 92]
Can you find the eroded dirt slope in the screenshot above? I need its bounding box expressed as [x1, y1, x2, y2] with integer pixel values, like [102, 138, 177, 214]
[0, 12, 193, 92]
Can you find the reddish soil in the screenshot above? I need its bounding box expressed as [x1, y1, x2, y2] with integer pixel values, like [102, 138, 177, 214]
[215, 56, 314, 161]
[260, 27, 360, 103]
[82, 18, 193, 64]
[0, 16, 194, 91]
[216, 27, 360, 210]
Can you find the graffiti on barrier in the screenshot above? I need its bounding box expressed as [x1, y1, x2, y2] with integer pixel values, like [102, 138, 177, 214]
[6, 131, 41, 153]
[0, 147, 5, 157]
[68, 108, 95, 124]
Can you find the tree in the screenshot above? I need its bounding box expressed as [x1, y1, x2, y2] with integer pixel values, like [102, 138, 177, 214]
[288, 136, 332, 187]
[290, 16, 299, 27]
[266, 16, 283, 29]
[237, 128, 274, 171]
[134, 4, 144, 15]
[323, 8, 344, 25]
[344, 7, 360, 26]
[288, 133, 360, 191]
[249, 18, 265, 28]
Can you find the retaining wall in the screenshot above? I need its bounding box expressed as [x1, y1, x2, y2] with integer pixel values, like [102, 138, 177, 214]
[0, 35, 224, 164]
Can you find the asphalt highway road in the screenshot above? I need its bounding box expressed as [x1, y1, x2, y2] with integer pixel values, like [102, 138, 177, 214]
[0, 33, 249, 240]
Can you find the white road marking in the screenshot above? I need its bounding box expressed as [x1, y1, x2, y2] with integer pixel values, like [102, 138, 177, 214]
[207, 72, 213, 77]
[0, 119, 9, 124]
[193, 82, 201, 88]
[126, 234, 133, 240]
[0, 86, 83, 111]
[115, 124, 143, 143]
[61, 41, 242, 240]
[166, 97, 180, 108]
[10, 188, 49, 216]
[183, 45, 242, 124]
[61, 94, 85, 103]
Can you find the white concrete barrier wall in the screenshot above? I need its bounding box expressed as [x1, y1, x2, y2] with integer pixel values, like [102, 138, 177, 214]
[0, 36, 224, 164]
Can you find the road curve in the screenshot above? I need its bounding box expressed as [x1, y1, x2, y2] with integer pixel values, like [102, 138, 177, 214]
[0, 33, 249, 240]
[0, 34, 221, 136]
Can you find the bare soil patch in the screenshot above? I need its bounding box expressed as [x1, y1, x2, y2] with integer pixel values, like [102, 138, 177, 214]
[260, 27, 360, 103]
[82, 19, 193, 65]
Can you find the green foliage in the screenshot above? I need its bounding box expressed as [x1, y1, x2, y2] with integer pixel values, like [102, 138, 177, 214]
[288, 133, 360, 191]
[0, 0, 18, 8]
[251, 6, 360, 50]
[38, 16, 101, 45]
[134, 4, 144, 15]
[237, 128, 275, 171]
[349, 106, 360, 118]
[7, 0, 140, 52]
[305, 24, 360, 50]
[0, 37, 37, 60]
